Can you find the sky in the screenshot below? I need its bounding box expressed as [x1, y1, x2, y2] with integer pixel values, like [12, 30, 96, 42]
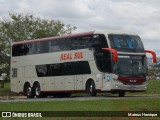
[0, 0, 160, 56]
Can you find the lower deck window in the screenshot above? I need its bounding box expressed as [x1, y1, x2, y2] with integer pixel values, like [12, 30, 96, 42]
[36, 61, 91, 77]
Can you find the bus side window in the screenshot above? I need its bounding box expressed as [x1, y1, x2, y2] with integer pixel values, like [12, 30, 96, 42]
[39, 41, 49, 54]
[23, 44, 29, 55]
[64, 62, 75, 75]
[32, 42, 38, 54]
[69, 36, 91, 50]
[71, 37, 79, 50]
[49, 40, 61, 52]
[36, 65, 48, 77]
[49, 41, 54, 52]
[62, 39, 71, 51]
[92, 34, 108, 48]
[26, 43, 33, 55]
[76, 61, 91, 74]
[12, 44, 24, 56]
[51, 64, 64, 76]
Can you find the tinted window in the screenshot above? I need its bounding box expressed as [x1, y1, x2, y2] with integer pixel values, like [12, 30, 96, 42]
[76, 61, 91, 74]
[92, 34, 108, 48]
[23, 44, 29, 55]
[38, 41, 49, 54]
[92, 34, 111, 73]
[94, 49, 112, 73]
[108, 35, 144, 52]
[71, 36, 92, 50]
[49, 39, 72, 52]
[49, 40, 62, 52]
[36, 65, 48, 77]
[26, 43, 34, 55]
[113, 55, 147, 76]
[12, 34, 108, 57]
[12, 44, 24, 56]
[36, 61, 91, 77]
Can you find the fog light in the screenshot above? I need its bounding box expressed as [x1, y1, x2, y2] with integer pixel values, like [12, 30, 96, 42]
[116, 86, 118, 88]
[145, 87, 147, 89]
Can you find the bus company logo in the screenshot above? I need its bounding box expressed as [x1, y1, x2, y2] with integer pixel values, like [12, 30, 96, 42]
[129, 80, 137, 83]
[2, 112, 11, 117]
[60, 52, 83, 60]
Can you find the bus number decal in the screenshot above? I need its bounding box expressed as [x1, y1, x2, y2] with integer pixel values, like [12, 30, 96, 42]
[60, 52, 83, 60]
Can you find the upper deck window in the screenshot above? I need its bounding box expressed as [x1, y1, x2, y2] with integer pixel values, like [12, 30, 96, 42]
[108, 35, 144, 52]
[12, 34, 109, 57]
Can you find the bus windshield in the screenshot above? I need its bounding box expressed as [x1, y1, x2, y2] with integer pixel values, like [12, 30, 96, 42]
[113, 55, 147, 76]
[108, 35, 144, 52]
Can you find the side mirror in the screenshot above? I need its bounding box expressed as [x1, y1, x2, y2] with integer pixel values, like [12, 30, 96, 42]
[145, 50, 157, 63]
[102, 48, 118, 62]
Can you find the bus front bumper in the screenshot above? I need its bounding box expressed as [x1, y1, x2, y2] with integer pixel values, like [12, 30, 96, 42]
[111, 84, 147, 92]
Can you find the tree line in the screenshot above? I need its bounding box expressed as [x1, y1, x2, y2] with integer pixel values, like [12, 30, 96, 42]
[0, 13, 76, 80]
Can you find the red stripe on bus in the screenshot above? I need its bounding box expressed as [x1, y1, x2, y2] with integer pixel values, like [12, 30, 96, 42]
[13, 31, 94, 45]
[41, 90, 85, 93]
[118, 76, 146, 85]
[41, 89, 101, 93]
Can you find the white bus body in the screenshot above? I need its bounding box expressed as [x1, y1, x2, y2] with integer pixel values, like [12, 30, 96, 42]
[10, 30, 156, 97]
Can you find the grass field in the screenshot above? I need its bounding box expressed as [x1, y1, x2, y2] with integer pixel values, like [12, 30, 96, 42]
[0, 98, 160, 120]
[0, 81, 160, 120]
[0, 98, 160, 111]
[0, 82, 17, 96]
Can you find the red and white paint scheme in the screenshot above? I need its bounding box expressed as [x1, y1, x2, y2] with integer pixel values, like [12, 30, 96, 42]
[10, 30, 156, 98]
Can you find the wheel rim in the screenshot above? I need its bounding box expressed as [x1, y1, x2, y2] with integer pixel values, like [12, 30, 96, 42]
[35, 86, 40, 96]
[27, 86, 31, 96]
[89, 84, 93, 93]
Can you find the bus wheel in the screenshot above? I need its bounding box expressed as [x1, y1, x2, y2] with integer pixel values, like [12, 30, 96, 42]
[87, 80, 97, 96]
[119, 91, 125, 97]
[34, 83, 43, 98]
[24, 84, 34, 98]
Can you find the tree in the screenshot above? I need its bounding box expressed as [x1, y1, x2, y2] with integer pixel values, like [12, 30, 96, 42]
[0, 13, 76, 81]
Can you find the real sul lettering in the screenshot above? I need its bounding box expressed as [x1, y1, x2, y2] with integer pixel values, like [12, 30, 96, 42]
[60, 52, 83, 60]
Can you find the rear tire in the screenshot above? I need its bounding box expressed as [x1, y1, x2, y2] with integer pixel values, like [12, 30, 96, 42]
[24, 84, 34, 98]
[34, 83, 43, 98]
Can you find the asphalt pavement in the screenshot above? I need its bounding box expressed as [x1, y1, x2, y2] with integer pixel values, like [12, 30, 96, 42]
[0, 94, 160, 102]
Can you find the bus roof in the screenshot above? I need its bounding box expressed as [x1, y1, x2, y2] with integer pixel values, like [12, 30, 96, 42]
[94, 30, 137, 36]
[12, 30, 138, 45]
[12, 31, 95, 45]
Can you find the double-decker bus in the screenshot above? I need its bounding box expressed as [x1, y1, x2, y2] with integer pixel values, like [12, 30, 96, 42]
[10, 30, 156, 98]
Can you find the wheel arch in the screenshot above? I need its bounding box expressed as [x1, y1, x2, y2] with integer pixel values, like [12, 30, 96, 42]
[23, 82, 31, 95]
[85, 78, 96, 91]
[33, 81, 40, 87]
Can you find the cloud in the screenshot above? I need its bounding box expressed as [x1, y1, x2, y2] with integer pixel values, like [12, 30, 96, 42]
[0, 0, 160, 55]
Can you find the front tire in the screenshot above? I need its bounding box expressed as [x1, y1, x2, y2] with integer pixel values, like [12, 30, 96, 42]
[87, 80, 97, 96]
